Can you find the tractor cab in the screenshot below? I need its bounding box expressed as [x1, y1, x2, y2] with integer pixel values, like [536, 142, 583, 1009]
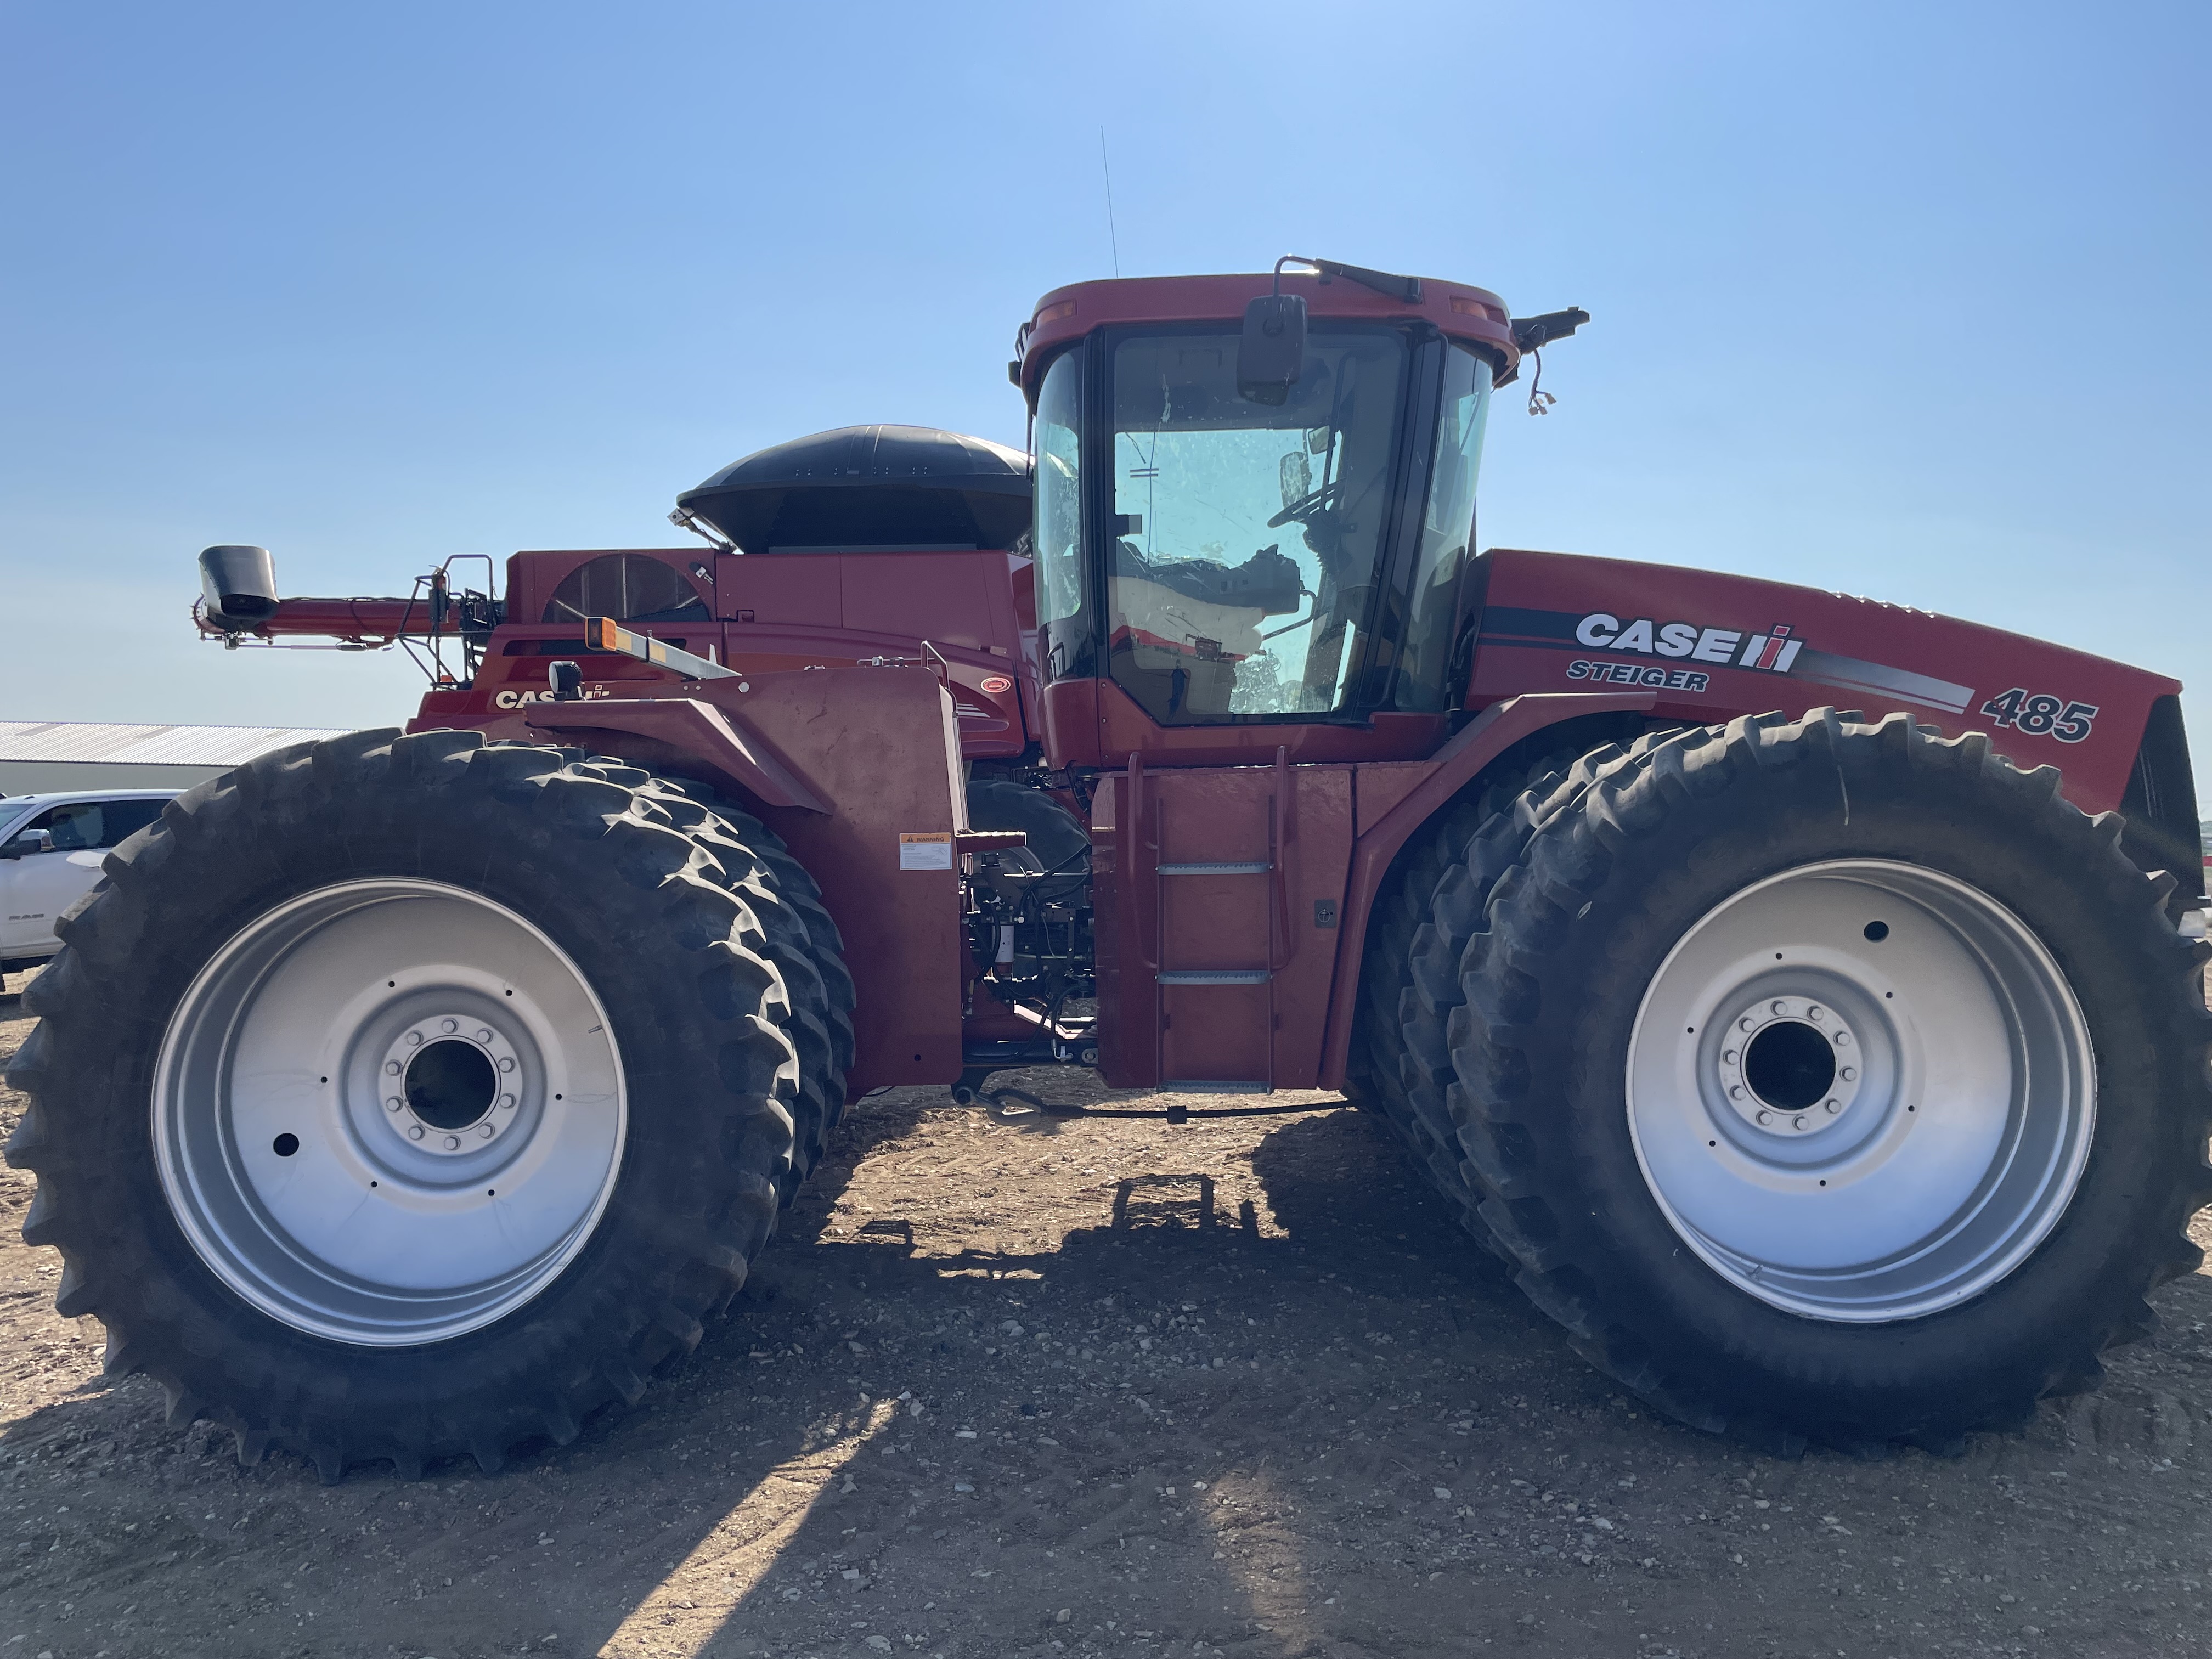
[1016, 262, 1569, 766]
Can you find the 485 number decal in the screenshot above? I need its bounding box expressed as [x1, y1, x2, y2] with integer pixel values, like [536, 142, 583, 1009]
[1978, 687, 2098, 742]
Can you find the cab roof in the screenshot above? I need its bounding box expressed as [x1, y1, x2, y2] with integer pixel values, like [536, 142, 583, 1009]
[1014, 270, 1519, 400]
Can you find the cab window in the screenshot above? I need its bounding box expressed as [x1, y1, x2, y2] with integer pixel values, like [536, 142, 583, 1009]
[1393, 345, 1493, 711]
[1107, 328, 1407, 724]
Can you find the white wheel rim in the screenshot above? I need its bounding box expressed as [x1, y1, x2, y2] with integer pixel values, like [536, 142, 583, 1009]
[1626, 859, 2094, 1323]
[154, 879, 627, 1346]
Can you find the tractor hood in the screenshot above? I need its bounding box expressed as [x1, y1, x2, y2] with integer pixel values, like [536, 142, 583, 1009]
[1470, 548, 2200, 899]
[677, 425, 1032, 555]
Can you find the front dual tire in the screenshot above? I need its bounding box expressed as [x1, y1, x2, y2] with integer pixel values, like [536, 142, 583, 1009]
[1371, 708, 2212, 1452]
[4, 730, 848, 1479]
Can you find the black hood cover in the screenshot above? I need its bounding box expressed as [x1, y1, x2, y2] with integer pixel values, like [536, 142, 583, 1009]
[677, 424, 1033, 554]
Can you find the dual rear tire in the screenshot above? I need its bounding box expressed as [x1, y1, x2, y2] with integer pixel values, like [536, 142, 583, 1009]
[3, 730, 850, 1478]
[1359, 708, 2212, 1452]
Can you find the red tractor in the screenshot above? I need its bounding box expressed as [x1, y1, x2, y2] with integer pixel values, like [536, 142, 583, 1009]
[9, 259, 2207, 1477]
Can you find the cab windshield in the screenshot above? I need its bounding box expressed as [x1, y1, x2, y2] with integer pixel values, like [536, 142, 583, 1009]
[1107, 328, 1407, 722]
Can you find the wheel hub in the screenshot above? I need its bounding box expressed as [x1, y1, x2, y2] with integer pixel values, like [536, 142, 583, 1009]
[1714, 996, 1863, 1135]
[380, 1018, 522, 1153]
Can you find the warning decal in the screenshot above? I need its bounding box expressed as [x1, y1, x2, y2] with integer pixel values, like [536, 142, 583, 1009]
[898, 832, 955, 871]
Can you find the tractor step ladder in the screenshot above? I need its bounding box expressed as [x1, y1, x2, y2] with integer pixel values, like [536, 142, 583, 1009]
[1144, 749, 1291, 1093]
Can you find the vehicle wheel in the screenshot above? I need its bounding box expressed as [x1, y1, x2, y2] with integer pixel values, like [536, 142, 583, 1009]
[566, 762, 853, 1194]
[1442, 709, 2212, 1452]
[3, 730, 805, 1478]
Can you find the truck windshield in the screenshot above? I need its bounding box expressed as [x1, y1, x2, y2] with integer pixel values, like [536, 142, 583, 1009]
[1107, 328, 1407, 723]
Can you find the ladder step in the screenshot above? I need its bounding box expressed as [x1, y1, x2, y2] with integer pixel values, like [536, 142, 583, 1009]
[1160, 1080, 1273, 1094]
[1157, 969, 1271, 985]
[1156, 861, 1272, 876]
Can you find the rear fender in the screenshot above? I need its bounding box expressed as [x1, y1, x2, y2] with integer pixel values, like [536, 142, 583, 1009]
[1316, 690, 1657, 1088]
[530, 667, 970, 1091]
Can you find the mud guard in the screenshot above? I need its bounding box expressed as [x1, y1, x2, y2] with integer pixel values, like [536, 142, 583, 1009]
[1315, 690, 1658, 1090]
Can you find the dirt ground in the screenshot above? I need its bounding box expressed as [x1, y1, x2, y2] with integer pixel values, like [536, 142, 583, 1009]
[2, 964, 2209, 1659]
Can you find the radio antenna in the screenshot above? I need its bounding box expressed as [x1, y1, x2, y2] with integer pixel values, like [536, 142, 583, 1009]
[1099, 127, 1121, 277]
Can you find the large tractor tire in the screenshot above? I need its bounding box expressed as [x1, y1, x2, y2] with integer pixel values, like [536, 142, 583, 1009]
[2, 730, 842, 1478]
[1348, 742, 1621, 1255]
[562, 761, 854, 1196]
[1406, 708, 2212, 1452]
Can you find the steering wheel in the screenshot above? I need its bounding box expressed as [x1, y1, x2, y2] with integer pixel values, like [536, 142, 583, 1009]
[1267, 481, 1341, 529]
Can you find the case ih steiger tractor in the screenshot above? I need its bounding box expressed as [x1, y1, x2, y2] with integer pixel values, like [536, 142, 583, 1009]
[8, 259, 2208, 1479]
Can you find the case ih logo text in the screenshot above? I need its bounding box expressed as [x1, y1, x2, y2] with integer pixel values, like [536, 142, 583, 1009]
[1575, 612, 1805, 673]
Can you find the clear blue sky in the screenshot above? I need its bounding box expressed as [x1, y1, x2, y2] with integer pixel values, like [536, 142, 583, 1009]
[3, 1, 2205, 805]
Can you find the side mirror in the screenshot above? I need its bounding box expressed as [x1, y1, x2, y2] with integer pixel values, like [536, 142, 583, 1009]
[1238, 293, 1307, 406]
[1, 833, 46, 860]
[1279, 450, 1312, 509]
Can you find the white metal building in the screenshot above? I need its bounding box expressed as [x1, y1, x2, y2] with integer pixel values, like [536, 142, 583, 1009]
[0, 721, 349, 796]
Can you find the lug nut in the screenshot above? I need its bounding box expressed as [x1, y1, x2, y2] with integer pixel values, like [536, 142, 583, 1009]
[386, 1097, 402, 1113]
[405, 1031, 423, 1047]
[1840, 1066, 1856, 1081]
[477, 1028, 493, 1043]
[1756, 1110, 1772, 1126]
[385, 1060, 401, 1076]
[1793, 1115, 1807, 1131]
[499, 1093, 516, 1110]
[441, 1019, 458, 1034]
[1825, 1099, 1841, 1113]
[443, 1135, 460, 1150]
[1723, 1049, 1737, 1064]
[1739, 1017, 1755, 1032]
[1771, 1001, 1787, 1015]
[479, 1124, 495, 1139]
[498, 1057, 515, 1073]
[1729, 1086, 1745, 1100]
[408, 1125, 425, 1141]
[1835, 1031, 1850, 1046]
[1807, 1005, 1824, 1020]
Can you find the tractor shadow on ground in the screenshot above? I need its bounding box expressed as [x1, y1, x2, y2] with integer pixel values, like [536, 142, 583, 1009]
[610, 1101, 1561, 1658]
[0, 1093, 1558, 1659]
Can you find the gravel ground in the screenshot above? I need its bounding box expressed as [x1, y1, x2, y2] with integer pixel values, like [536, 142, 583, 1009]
[2, 962, 2209, 1658]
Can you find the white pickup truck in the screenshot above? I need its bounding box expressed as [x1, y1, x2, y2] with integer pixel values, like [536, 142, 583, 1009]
[1, 790, 178, 973]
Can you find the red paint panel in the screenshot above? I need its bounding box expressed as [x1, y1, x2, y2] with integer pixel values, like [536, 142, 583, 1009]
[713, 555, 842, 627]
[525, 697, 826, 812]
[1042, 679, 1104, 770]
[1474, 549, 2180, 814]
[1018, 272, 1517, 399]
[839, 554, 1017, 656]
[1352, 763, 1432, 836]
[495, 667, 964, 1093]
[1089, 769, 1138, 1084]
[1091, 759, 1355, 1091]
[686, 668, 967, 1091]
